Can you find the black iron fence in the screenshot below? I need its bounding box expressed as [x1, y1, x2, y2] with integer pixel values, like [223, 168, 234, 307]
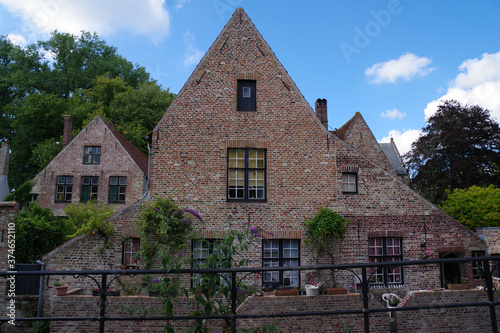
[1, 256, 500, 333]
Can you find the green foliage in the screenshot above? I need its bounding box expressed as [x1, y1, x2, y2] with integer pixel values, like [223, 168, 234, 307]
[64, 201, 115, 238]
[305, 208, 348, 257]
[138, 197, 275, 332]
[30, 137, 62, 170]
[405, 100, 500, 204]
[3, 179, 34, 208]
[440, 185, 500, 230]
[15, 203, 72, 263]
[1, 31, 170, 189]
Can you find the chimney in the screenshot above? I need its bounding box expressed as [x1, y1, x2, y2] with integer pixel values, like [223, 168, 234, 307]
[315, 98, 328, 129]
[0, 141, 9, 176]
[62, 115, 73, 148]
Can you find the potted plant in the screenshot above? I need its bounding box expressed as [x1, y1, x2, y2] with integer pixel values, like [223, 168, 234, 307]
[305, 272, 321, 296]
[274, 286, 299, 296]
[305, 208, 349, 294]
[387, 294, 400, 308]
[447, 277, 471, 290]
[91, 287, 121, 296]
[53, 282, 68, 296]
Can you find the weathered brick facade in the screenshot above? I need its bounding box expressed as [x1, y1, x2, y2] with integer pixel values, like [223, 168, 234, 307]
[31, 116, 147, 216]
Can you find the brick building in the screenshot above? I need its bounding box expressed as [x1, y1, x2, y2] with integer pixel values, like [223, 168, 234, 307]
[41, 7, 485, 293]
[30, 115, 148, 216]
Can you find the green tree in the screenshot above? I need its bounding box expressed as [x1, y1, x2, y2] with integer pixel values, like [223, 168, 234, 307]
[15, 203, 72, 263]
[1, 31, 155, 189]
[64, 201, 115, 238]
[405, 100, 500, 204]
[3, 180, 35, 208]
[440, 185, 500, 230]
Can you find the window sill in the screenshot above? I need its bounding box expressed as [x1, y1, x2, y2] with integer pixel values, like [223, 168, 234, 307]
[226, 199, 267, 203]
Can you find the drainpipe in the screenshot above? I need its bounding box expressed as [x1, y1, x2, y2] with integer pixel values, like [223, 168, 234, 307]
[35, 260, 45, 318]
[146, 135, 151, 191]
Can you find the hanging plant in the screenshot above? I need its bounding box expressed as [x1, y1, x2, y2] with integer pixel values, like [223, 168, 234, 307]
[305, 208, 348, 256]
[305, 208, 349, 288]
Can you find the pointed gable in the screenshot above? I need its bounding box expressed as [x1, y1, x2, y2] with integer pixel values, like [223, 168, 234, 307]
[31, 116, 147, 216]
[150, 7, 334, 219]
[101, 118, 148, 175]
[154, 7, 323, 135]
[335, 112, 396, 176]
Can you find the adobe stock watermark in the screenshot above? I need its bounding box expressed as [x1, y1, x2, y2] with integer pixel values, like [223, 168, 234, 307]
[339, 0, 404, 63]
[24, 0, 69, 35]
[213, 0, 243, 22]
[6, 220, 16, 325]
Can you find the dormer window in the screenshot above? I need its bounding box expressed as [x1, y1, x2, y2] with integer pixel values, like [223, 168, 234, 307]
[237, 80, 256, 111]
[83, 146, 101, 164]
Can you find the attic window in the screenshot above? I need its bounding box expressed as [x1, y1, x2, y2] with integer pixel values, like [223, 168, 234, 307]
[237, 80, 256, 111]
[83, 146, 101, 164]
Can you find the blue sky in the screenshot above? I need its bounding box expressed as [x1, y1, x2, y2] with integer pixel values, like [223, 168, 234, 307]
[1, 0, 499, 155]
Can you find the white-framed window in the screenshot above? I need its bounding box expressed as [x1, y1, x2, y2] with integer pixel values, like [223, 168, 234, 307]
[342, 173, 357, 193]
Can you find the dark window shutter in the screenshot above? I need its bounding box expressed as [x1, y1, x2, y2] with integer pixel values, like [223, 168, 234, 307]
[237, 80, 256, 111]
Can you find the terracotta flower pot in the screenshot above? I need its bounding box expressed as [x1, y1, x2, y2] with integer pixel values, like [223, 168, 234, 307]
[327, 287, 348, 295]
[274, 289, 298, 296]
[54, 285, 68, 296]
[447, 283, 470, 290]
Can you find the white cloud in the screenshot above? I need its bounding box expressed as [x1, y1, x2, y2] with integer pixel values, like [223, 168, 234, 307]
[183, 30, 204, 68]
[424, 51, 500, 121]
[380, 129, 422, 156]
[6, 33, 27, 46]
[0, 0, 170, 43]
[365, 53, 435, 84]
[380, 108, 406, 120]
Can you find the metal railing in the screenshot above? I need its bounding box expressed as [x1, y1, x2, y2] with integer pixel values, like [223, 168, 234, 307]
[1, 256, 499, 333]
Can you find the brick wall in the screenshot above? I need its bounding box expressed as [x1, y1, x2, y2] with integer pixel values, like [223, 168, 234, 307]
[396, 289, 498, 332]
[31, 116, 146, 216]
[48, 293, 389, 333]
[48, 290, 500, 332]
[476, 228, 500, 254]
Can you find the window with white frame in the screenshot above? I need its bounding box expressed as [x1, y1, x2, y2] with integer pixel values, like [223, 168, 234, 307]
[368, 237, 403, 286]
[342, 172, 357, 193]
[262, 239, 300, 290]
